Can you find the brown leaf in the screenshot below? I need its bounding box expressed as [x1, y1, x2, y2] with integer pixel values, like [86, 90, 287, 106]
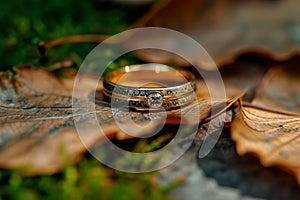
[0, 66, 163, 175]
[0, 66, 234, 175]
[231, 57, 300, 184]
[252, 58, 300, 113]
[132, 0, 300, 68]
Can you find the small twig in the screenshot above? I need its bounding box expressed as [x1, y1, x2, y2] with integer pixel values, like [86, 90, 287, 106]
[37, 34, 114, 55]
[202, 92, 246, 123]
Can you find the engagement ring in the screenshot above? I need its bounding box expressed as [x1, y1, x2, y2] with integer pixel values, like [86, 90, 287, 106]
[103, 64, 196, 111]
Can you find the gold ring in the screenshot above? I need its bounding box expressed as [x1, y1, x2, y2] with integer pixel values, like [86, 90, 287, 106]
[103, 64, 196, 110]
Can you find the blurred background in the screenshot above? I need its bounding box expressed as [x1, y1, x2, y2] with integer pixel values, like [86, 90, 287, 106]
[0, 0, 153, 70]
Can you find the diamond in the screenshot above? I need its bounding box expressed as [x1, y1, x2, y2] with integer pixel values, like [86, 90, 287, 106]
[147, 92, 163, 108]
[140, 90, 146, 96]
[128, 89, 133, 95]
[161, 90, 167, 95]
[122, 89, 128, 95]
[172, 100, 178, 106]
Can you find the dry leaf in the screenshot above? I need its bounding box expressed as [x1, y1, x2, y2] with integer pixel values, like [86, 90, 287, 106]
[0, 66, 163, 175]
[252, 58, 300, 113]
[0, 67, 113, 175]
[132, 0, 300, 68]
[0, 66, 235, 175]
[231, 57, 300, 184]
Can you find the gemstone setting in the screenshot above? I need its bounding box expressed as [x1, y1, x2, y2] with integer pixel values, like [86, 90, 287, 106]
[146, 92, 163, 108]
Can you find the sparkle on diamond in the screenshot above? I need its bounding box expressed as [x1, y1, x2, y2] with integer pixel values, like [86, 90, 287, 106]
[147, 92, 163, 108]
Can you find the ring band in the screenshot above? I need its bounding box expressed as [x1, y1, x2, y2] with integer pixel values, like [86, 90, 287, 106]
[103, 64, 196, 110]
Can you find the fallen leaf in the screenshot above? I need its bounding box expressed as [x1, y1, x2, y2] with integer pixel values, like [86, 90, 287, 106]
[0, 66, 236, 175]
[0, 66, 163, 175]
[231, 57, 300, 184]
[252, 58, 300, 113]
[132, 0, 300, 68]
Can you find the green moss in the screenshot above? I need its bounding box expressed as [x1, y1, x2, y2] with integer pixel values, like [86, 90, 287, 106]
[0, 0, 148, 70]
[0, 156, 176, 200]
